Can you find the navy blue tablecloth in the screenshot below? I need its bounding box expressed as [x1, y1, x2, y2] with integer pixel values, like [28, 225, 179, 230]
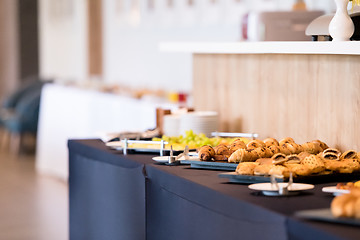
[68, 139, 360, 240]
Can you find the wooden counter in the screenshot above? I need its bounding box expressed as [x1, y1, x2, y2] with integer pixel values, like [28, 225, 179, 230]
[161, 42, 360, 150]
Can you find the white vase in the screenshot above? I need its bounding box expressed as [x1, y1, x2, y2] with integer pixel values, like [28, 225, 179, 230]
[329, 0, 354, 41]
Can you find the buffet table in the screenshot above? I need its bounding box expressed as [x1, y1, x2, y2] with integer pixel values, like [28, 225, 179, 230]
[68, 139, 360, 240]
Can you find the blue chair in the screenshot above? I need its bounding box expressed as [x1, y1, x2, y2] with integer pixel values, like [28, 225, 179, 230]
[0, 77, 49, 154]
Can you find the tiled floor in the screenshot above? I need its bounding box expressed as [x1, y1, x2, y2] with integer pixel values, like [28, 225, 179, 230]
[0, 151, 68, 240]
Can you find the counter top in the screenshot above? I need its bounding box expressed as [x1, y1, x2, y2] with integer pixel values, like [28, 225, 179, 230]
[159, 41, 360, 55]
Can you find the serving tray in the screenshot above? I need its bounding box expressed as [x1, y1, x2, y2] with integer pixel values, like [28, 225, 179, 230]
[218, 171, 360, 184]
[180, 159, 237, 171]
[295, 208, 360, 226]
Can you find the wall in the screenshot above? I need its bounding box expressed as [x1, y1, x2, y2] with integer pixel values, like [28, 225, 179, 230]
[39, 0, 337, 92]
[0, 0, 18, 101]
[102, 0, 335, 93]
[39, 0, 88, 81]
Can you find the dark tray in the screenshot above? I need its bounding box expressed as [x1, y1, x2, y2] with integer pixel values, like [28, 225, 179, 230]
[295, 208, 360, 226]
[180, 159, 237, 171]
[218, 171, 360, 184]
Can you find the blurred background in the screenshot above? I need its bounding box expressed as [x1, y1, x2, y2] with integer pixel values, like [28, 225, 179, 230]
[0, 0, 340, 239]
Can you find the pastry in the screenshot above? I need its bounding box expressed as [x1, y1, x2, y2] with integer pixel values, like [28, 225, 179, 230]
[229, 139, 246, 153]
[213, 154, 228, 161]
[331, 189, 360, 218]
[340, 150, 359, 160]
[301, 142, 322, 155]
[263, 138, 279, 147]
[285, 163, 312, 176]
[268, 165, 290, 178]
[286, 154, 301, 164]
[300, 155, 325, 174]
[235, 162, 259, 175]
[279, 137, 295, 146]
[246, 140, 265, 149]
[213, 144, 231, 156]
[279, 144, 292, 155]
[271, 153, 287, 165]
[255, 158, 273, 165]
[323, 148, 341, 157]
[253, 147, 273, 158]
[198, 145, 215, 161]
[228, 149, 259, 163]
[312, 140, 329, 151]
[322, 152, 340, 161]
[298, 151, 311, 160]
[254, 164, 275, 176]
[268, 145, 281, 155]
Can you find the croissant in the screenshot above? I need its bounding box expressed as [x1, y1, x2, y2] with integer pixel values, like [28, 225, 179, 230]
[246, 140, 265, 149]
[331, 189, 360, 218]
[279, 144, 292, 155]
[301, 142, 322, 155]
[229, 139, 246, 153]
[263, 138, 279, 147]
[228, 149, 258, 163]
[268, 145, 281, 155]
[279, 137, 295, 146]
[312, 140, 329, 151]
[198, 145, 215, 161]
[298, 151, 311, 160]
[213, 144, 231, 156]
[253, 147, 273, 158]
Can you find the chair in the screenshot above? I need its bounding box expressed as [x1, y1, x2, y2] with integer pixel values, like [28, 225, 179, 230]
[1, 88, 42, 154]
[0, 77, 50, 154]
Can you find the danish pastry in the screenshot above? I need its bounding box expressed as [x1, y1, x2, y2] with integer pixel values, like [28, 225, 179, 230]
[301, 155, 325, 174]
[271, 153, 287, 165]
[286, 154, 301, 164]
[323, 148, 341, 157]
[340, 150, 359, 160]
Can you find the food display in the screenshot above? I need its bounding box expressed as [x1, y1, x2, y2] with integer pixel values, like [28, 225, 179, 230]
[336, 181, 360, 190]
[331, 188, 360, 219]
[153, 130, 249, 151]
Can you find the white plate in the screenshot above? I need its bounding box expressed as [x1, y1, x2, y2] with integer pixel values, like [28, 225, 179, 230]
[248, 183, 314, 196]
[152, 156, 199, 163]
[322, 186, 350, 196]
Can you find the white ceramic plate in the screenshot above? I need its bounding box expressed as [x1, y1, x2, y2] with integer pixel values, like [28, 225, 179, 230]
[152, 156, 199, 163]
[248, 182, 314, 196]
[322, 186, 350, 196]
